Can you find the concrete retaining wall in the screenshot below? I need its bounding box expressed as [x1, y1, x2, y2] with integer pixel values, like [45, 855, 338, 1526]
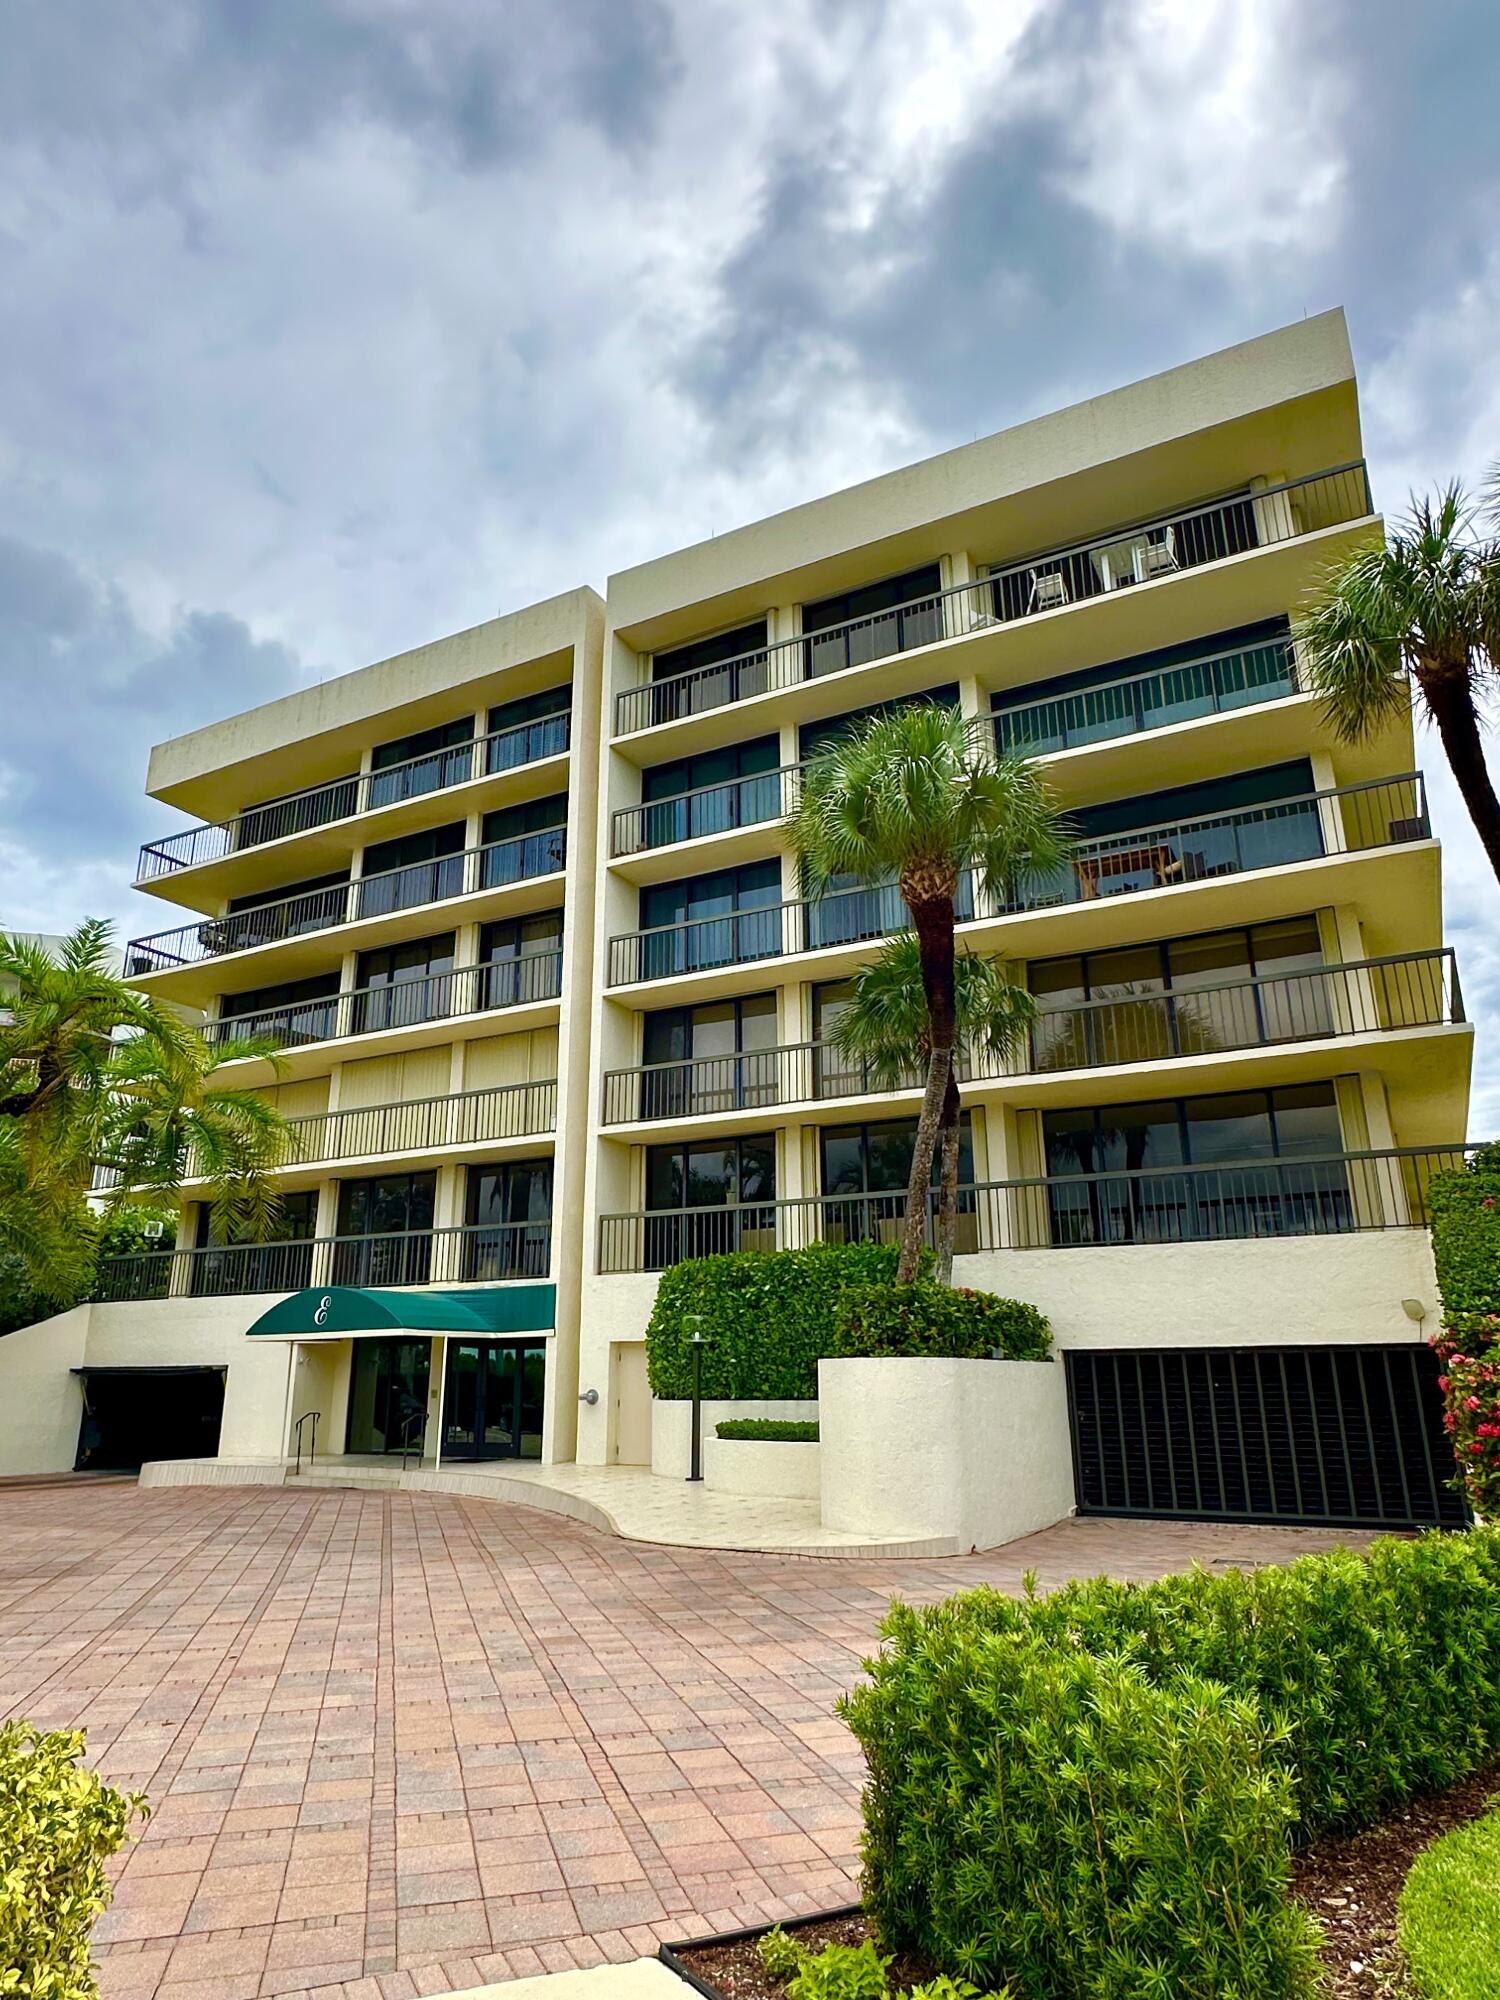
[651, 1398, 819, 1478]
[703, 1435, 821, 1501]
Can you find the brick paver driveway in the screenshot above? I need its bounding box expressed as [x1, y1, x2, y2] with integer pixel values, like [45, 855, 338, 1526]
[0, 1482, 1374, 2000]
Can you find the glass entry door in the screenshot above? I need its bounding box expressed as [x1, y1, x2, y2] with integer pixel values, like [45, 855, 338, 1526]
[443, 1342, 546, 1460]
[346, 1339, 431, 1455]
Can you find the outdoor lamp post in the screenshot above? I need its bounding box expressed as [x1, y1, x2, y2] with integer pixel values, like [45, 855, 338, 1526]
[686, 1319, 710, 1483]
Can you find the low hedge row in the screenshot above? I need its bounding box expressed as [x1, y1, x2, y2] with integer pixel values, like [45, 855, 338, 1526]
[715, 1419, 820, 1442]
[836, 1283, 1051, 1362]
[842, 1528, 1500, 1996]
[646, 1241, 927, 1399]
[0, 1721, 145, 1997]
[1429, 1162, 1500, 1517]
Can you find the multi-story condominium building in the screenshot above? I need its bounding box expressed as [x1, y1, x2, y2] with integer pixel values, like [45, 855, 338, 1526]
[0, 311, 1476, 1531]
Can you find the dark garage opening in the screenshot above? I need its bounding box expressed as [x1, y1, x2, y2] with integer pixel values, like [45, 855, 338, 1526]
[1066, 1344, 1467, 1529]
[73, 1367, 225, 1472]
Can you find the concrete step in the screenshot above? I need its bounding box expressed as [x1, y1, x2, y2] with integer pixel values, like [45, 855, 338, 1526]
[291, 1463, 407, 1490]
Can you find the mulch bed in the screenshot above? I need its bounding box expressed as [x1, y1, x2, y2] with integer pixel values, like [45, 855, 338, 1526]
[668, 1763, 1500, 2000]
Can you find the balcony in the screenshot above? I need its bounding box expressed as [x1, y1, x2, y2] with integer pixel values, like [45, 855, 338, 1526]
[613, 464, 1371, 736]
[93, 1219, 553, 1303]
[203, 951, 564, 1052]
[612, 765, 799, 859]
[993, 635, 1297, 757]
[604, 776, 1427, 987]
[127, 829, 566, 976]
[597, 1144, 1475, 1272]
[136, 711, 572, 882]
[599, 951, 1462, 1123]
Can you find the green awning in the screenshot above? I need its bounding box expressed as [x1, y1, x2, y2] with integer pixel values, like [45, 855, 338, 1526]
[246, 1285, 556, 1340]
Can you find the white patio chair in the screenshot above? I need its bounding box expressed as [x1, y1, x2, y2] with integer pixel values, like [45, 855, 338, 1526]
[1134, 526, 1178, 581]
[1029, 568, 1069, 611]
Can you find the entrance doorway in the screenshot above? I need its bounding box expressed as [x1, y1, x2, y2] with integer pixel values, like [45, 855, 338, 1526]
[75, 1367, 224, 1471]
[346, 1339, 431, 1455]
[443, 1341, 546, 1460]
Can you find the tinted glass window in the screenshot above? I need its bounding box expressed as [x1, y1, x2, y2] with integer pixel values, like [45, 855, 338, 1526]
[652, 620, 767, 682]
[362, 822, 464, 877]
[222, 972, 340, 1019]
[371, 717, 473, 770]
[488, 685, 570, 732]
[356, 934, 455, 987]
[480, 910, 562, 960]
[482, 793, 568, 844]
[802, 564, 941, 634]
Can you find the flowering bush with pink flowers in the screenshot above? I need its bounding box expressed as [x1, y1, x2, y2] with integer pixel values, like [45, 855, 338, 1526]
[1429, 1160, 1500, 1517]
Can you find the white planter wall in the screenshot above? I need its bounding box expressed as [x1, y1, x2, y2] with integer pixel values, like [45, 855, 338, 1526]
[818, 1356, 1075, 1551]
[651, 1398, 819, 1478]
[703, 1436, 821, 1501]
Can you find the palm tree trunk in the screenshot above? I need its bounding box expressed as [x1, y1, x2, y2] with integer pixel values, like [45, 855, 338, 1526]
[934, 1068, 962, 1285]
[896, 896, 957, 1283]
[1417, 664, 1500, 885]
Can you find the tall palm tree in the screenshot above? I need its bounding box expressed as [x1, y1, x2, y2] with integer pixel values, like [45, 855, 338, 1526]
[1, 922, 297, 1301]
[787, 704, 1069, 1281]
[1294, 479, 1500, 884]
[825, 935, 1037, 1282]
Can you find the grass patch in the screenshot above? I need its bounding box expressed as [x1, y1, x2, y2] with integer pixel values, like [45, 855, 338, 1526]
[1400, 1802, 1500, 1997]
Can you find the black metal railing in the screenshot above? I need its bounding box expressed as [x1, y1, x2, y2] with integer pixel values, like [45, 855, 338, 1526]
[994, 636, 1299, 757]
[93, 1219, 554, 1303]
[599, 950, 1463, 1121]
[202, 950, 564, 1051]
[605, 774, 1423, 985]
[597, 1146, 1477, 1271]
[613, 464, 1372, 734]
[135, 711, 572, 880]
[611, 765, 801, 857]
[127, 830, 566, 974]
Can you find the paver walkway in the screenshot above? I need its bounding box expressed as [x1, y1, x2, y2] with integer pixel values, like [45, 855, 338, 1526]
[0, 1482, 1376, 2000]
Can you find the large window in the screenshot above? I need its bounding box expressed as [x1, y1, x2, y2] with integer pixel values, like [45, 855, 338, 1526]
[643, 1134, 776, 1264]
[1043, 1083, 1350, 1244]
[190, 1190, 318, 1297]
[217, 971, 341, 1045]
[811, 980, 924, 1097]
[334, 1172, 436, 1285]
[819, 1115, 976, 1248]
[480, 794, 567, 885]
[367, 716, 474, 807]
[219, 868, 349, 948]
[463, 1161, 553, 1279]
[1027, 917, 1328, 1070]
[801, 563, 943, 677]
[487, 684, 571, 770]
[352, 933, 455, 1033]
[639, 993, 779, 1117]
[638, 735, 781, 845]
[639, 860, 782, 977]
[479, 910, 563, 1007]
[648, 619, 769, 722]
[358, 822, 465, 915]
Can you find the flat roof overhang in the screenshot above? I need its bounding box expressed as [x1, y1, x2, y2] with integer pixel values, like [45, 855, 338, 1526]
[245, 1284, 556, 1340]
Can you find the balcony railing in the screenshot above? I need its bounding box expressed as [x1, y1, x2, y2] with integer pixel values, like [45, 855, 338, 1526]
[202, 950, 564, 1051]
[127, 829, 566, 974]
[93, 1219, 554, 1303]
[612, 765, 801, 858]
[994, 635, 1299, 757]
[614, 464, 1372, 735]
[605, 774, 1424, 985]
[599, 951, 1461, 1123]
[598, 1145, 1476, 1271]
[135, 711, 572, 881]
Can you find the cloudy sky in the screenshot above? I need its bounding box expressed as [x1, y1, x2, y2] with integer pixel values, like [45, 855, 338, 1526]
[3, 0, 1499, 1124]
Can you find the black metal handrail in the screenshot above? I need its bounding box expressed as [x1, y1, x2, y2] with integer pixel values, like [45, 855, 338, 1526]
[613, 464, 1372, 734]
[93, 1219, 555, 1303]
[127, 828, 567, 975]
[136, 711, 572, 881]
[201, 951, 564, 1052]
[293, 1409, 320, 1475]
[605, 774, 1426, 985]
[597, 1144, 1477, 1271]
[598, 950, 1463, 1121]
[993, 635, 1299, 756]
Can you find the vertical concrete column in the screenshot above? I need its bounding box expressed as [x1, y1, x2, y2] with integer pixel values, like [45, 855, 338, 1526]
[945, 549, 975, 641]
[312, 1178, 341, 1286]
[1250, 471, 1295, 547]
[1310, 749, 1345, 855]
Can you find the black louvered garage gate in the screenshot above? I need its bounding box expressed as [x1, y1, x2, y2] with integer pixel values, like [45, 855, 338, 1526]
[1065, 1345, 1466, 1529]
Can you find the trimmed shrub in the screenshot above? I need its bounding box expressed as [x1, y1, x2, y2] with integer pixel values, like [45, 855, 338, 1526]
[788, 1941, 893, 2000]
[1428, 1164, 1500, 1515]
[0, 1721, 146, 1996]
[836, 1283, 1051, 1363]
[1430, 1167, 1500, 1321]
[715, 1418, 819, 1442]
[646, 1241, 930, 1400]
[845, 1627, 1317, 1999]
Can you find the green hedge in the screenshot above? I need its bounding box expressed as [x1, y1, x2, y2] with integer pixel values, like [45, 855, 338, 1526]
[1430, 1168, 1500, 1324]
[646, 1241, 928, 1400]
[715, 1418, 819, 1442]
[843, 1529, 1500, 1994]
[836, 1283, 1051, 1362]
[0, 1722, 145, 1997]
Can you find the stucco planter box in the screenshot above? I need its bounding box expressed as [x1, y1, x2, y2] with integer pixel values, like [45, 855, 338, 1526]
[818, 1356, 1074, 1551]
[651, 1398, 818, 1478]
[702, 1435, 821, 1501]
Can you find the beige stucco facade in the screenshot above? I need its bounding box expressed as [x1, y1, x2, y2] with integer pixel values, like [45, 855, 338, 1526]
[0, 311, 1474, 1519]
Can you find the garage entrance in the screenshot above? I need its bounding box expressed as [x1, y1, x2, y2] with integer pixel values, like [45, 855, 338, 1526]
[74, 1367, 225, 1471]
[1065, 1344, 1465, 1529]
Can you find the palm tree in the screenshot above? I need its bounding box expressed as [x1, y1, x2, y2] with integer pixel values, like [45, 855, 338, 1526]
[1294, 479, 1500, 884]
[787, 704, 1069, 1281]
[1, 921, 297, 1302]
[825, 935, 1037, 1282]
